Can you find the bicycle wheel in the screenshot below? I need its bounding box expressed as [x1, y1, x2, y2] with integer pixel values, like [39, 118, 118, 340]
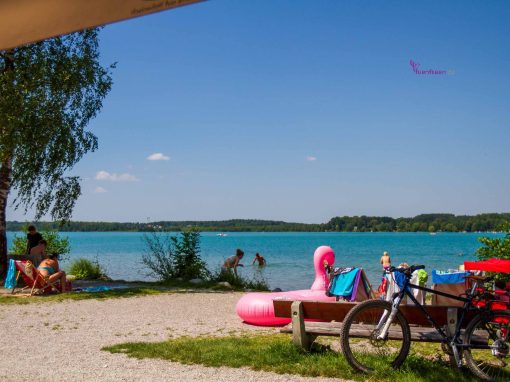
[340, 299, 411, 373]
[464, 310, 510, 381]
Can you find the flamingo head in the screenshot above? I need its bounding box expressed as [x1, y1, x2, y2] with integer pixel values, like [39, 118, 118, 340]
[310, 246, 335, 291]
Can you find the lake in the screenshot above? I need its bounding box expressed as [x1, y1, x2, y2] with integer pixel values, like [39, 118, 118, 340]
[7, 231, 499, 290]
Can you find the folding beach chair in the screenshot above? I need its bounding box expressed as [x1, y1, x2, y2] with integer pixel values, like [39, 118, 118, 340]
[326, 267, 375, 302]
[10, 260, 61, 296]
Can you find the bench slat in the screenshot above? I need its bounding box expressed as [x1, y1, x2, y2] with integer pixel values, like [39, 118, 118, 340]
[280, 322, 488, 344]
[273, 299, 476, 327]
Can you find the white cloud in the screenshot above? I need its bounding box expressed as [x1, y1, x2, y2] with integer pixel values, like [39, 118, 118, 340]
[93, 186, 107, 194]
[306, 156, 317, 161]
[95, 170, 139, 182]
[147, 152, 170, 161]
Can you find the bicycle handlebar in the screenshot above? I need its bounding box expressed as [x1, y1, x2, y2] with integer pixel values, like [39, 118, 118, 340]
[387, 264, 425, 274]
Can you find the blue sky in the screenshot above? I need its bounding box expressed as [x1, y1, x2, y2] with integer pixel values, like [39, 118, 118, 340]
[9, 0, 510, 223]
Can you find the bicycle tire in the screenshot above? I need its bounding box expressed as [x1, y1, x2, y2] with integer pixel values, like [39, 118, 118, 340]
[464, 309, 510, 381]
[340, 299, 411, 373]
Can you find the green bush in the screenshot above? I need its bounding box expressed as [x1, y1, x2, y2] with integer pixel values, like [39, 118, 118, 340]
[211, 268, 269, 291]
[142, 229, 210, 281]
[476, 222, 510, 281]
[10, 225, 70, 260]
[69, 258, 108, 280]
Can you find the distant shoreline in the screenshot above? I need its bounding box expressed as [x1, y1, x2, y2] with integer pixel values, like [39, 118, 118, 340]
[6, 213, 510, 233]
[5, 230, 505, 234]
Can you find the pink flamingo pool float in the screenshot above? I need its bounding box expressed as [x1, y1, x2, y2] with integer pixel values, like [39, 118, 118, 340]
[236, 246, 337, 326]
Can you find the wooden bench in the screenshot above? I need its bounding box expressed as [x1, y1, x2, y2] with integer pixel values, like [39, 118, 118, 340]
[273, 299, 478, 351]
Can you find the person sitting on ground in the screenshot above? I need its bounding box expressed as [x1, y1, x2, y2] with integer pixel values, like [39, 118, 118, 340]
[223, 249, 244, 276]
[26, 225, 43, 254]
[30, 239, 47, 267]
[37, 254, 68, 292]
[380, 251, 391, 270]
[252, 253, 266, 267]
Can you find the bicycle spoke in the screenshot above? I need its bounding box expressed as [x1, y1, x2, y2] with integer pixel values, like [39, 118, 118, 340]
[341, 300, 410, 374]
[464, 311, 510, 381]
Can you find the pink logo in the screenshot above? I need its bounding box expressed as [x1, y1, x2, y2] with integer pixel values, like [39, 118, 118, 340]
[410, 60, 455, 75]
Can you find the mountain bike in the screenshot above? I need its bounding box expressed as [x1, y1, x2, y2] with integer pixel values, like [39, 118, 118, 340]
[340, 265, 510, 381]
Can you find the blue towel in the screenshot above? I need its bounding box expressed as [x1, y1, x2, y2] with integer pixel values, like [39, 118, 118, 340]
[328, 268, 359, 297]
[432, 270, 470, 284]
[78, 286, 112, 293]
[393, 272, 408, 289]
[3, 259, 16, 289]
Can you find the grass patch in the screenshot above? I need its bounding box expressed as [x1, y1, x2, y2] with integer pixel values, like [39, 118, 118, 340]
[0, 274, 256, 305]
[103, 334, 478, 382]
[157, 277, 268, 291]
[210, 269, 270, 291]
[0, 275, 264, 305]
[0, 287, 165, 305]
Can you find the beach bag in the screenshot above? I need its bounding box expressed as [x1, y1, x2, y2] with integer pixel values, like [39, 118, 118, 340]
[3, 259, 16, 289]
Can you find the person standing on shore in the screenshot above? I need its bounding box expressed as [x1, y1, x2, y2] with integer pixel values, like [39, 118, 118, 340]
[380, 251, 391, 270]
[252, 253, 266, 267]
[26, 225, 43, 254]
[223, 249, 244, 276]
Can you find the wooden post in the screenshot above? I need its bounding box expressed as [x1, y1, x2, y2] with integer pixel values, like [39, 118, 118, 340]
[291, 301, 316, 351]
[446, 307, 458, 337]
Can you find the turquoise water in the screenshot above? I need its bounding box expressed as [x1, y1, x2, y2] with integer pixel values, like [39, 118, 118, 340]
[7, 232, 501, 290]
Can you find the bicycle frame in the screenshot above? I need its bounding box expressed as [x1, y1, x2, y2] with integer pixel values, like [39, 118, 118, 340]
[378, 274, 479, 347]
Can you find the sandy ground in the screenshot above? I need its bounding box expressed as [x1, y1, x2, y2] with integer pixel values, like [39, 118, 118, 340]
[0, 291, 345, 382]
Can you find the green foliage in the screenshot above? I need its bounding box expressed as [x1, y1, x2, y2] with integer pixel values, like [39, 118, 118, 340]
[325, 213, 510, 232]
[0, 29, 114, 221]
[142, 230, 210, 281]
[6, 213, 510, 233]
[172, 229, 210, 280]
[103, 335, 478, 382]
[211, 269, 269, 291]
[69, 258, 108, 280]
[476, 223, 510, 281]
[10, 225, 70, 258]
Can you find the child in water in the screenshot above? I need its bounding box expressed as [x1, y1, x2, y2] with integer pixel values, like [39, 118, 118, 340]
[252, 253, 266, 267]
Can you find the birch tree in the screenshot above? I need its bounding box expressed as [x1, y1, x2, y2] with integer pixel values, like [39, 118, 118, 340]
[0, 29, 113, 276]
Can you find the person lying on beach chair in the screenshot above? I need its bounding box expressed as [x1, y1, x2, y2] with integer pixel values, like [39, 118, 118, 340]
[11, 259, 63, 296]
[37, 254, 68, 292]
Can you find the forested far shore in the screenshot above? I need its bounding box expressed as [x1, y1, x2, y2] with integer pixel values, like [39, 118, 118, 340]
[6, 213, 510, 233]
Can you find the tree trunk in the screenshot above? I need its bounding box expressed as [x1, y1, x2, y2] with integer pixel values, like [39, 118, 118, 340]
[0, 156, 12, 279]
[0, 50, 14, 279]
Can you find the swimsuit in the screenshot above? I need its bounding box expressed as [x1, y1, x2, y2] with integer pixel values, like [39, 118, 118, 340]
[224, 256, 237, 267]
[38, 266, 55, 275]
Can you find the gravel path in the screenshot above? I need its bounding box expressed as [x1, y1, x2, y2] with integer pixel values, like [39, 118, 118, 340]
[0, 292, 346, 381]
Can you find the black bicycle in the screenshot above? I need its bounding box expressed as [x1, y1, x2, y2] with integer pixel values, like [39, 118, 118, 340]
[340, 265, 510, 381]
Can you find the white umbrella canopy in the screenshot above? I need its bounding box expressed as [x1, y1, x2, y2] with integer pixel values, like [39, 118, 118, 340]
[0, 0, 204, 51]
